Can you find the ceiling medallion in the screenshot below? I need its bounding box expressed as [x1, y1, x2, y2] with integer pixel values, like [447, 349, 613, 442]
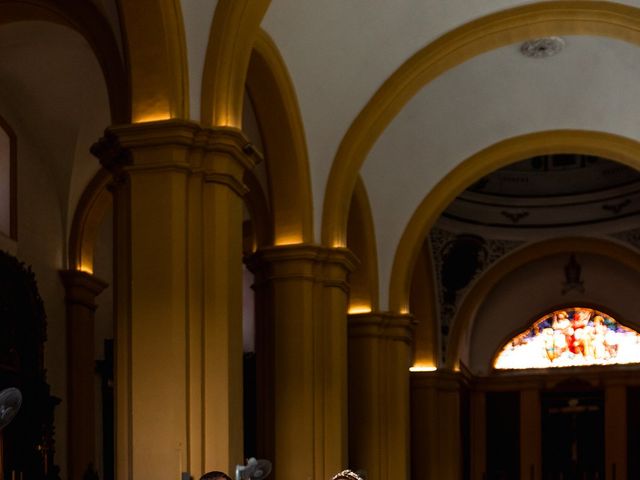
[520, 37, 565, 58]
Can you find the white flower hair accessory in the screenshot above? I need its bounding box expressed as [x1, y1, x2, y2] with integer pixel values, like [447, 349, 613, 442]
[331, 470, 364, 480]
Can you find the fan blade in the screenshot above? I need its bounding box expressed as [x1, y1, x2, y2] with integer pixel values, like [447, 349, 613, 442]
[249, 460, 271, 480]
[0, 388, 22, 431]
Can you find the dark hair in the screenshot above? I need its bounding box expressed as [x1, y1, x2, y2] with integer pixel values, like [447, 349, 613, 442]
[200, 472, 232, 480]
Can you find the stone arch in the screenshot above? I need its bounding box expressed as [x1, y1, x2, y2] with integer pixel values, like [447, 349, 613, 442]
[201, 0, 271, 127]
[322, 1, 640, 248]
[245, 29, 313, 245]
[0, 0, 128, 122]
[447, 236, 640, 370]
[118, 0, 188, 122]
[347, 176, 379, 313]
[389, 130, 640, 315]
[68, 170, 112, 274]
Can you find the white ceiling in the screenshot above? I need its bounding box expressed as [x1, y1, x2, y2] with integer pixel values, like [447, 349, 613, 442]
[4, 3, 640, 311]
[363, 35, 640, 307]
[260, 3, 640, 308]
[262, 1, 640, 237]
[0, 21, 111, 241]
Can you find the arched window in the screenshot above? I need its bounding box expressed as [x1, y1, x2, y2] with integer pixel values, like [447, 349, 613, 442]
[494, 307, 640, 370]
[0, 116, 16, 239]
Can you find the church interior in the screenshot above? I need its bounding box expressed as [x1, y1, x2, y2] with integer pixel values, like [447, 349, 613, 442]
[2, 1, 640, 480]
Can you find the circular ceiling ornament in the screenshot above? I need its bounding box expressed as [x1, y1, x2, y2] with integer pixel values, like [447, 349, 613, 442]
[520, 37, 565, 58]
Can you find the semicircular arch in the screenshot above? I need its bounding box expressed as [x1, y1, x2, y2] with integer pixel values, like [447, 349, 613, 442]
[389, 130, 640, 316]
[201, 0, 271, 128]
[69, 169, 112, 274]
[447, 236, 640, 371]
[347, 176, 379, 313]
[0, 0, 128, 122]
[322, 1, 640, 248]
[245, 29, 313, 245]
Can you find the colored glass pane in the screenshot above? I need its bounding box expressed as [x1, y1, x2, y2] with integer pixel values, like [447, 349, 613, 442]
[494, 307, 640, 370]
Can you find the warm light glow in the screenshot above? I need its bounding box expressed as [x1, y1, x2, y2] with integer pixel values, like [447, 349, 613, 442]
[495, 307, 640, 370]
[133, 113, 172, 123]
[409, 364, 437, 372]
[348, 305, 372, 315]
[78, 264, 94, 275]
[218, 117, 238, 128]
[274, 234, 303, 246]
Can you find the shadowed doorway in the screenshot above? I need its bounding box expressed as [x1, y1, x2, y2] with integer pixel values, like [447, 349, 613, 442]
[541, 388, 604, 480]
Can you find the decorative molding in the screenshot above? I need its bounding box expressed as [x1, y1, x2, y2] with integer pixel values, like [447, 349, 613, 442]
[248, 244, 359, 293]
[520, 37, 565, 58]
[602, 198, 631, 214]
[447, 237, 640, 370]
[91, 121, 261, 186]
[561, 254, 585, 295]
[500, 210, 529, 224]
[348, 312, 415, 344]
[323, 1, 640, 249]
[611, 227, 640, 251]
[390, 130, 640, 314]
[201, 0, 271, 127]
[247, 29, 313, 244]
[429, 227, 523, 360]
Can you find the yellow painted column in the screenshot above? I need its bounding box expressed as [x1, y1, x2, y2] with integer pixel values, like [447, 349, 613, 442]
[410, 371, 462, 480]
[200, 129, 257, 475]
[348, 312, 414, 480]
[520, 388, 541, 480]
[250, 245, 356, 480]
[59, 270, 108, 480]
[605, 384, 627, 480]
[92, 121, 258, 480]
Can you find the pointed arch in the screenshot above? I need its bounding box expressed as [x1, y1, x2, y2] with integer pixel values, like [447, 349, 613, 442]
[118, 0, 188, 122]
[322, 1, 640, 248]
[245, 29, 313, 245]
[201, 0, 271, 127]
[447, 237, 640, 370]
[346, 176, 379, 313]
[389, 130, 640, 315]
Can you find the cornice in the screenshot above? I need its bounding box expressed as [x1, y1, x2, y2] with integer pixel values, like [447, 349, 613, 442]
[254, 244, 358, 271]
[91, 120, 262, 178]
[248, 244, 359, 292]
[59, 269, 109, 310]
[348, 311, 415, 344]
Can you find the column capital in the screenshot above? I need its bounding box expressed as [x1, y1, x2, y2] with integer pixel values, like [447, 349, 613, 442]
[247, 244, 359, 292]
[91, 120, 262, 186]
[348, 311, 415, 344]
[59, 270, 108, 311]
[249, 244, 358, 269]
[410, 368, 467, 392]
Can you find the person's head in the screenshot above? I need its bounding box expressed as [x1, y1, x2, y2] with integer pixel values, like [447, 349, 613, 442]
[331, 470, 365, 480]
[200, 471, 232, 480]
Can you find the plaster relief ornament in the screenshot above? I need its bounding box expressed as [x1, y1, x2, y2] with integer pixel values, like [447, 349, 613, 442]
[520, 37, 565, 58]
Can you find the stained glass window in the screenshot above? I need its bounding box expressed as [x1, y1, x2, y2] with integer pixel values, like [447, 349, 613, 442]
[494, 307, 640, 370]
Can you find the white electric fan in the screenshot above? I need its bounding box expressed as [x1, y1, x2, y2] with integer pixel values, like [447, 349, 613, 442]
[235, 457, 271, 480]
[0, 388, 22, 480]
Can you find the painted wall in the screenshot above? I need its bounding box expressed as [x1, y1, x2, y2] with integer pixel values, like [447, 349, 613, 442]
[0, 100, 69, 477]
[468, 251, 640, 376]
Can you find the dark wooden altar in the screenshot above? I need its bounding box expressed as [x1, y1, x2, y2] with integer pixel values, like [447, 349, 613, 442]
[0, 250, 59, 480]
